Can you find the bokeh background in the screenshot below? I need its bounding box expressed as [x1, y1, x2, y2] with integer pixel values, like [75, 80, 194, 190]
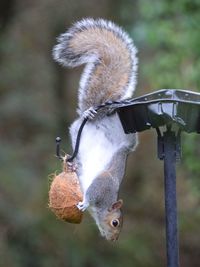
[0, 0, 200, 266]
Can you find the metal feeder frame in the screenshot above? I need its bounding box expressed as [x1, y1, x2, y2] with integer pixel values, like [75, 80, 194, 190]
[117, 89, 200, 267]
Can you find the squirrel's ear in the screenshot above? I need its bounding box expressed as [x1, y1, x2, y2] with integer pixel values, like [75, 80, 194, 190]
[109, 199, 123, 211]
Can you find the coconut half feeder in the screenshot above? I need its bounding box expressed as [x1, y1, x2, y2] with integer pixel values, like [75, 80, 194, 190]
[49, 160, 83, 224]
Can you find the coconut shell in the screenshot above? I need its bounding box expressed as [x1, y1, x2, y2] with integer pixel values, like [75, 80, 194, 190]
[49, 166, 83, 224]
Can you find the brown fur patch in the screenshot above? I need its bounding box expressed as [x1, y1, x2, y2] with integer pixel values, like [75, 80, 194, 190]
[69, 27, 132, 110]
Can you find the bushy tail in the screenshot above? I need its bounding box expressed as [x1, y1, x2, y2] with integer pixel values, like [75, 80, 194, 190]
[53, 18, 138, 113]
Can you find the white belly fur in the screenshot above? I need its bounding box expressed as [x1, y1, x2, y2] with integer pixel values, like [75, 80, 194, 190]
[77, 114, 125, 193]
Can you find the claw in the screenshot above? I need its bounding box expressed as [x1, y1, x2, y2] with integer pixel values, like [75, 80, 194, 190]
[67, 161, 77, 172]
[76, 201, 89, 211]
[83, 107, 97, 120]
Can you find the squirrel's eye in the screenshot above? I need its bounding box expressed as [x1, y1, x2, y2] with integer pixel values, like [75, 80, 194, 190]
[111, 219, 120, 227]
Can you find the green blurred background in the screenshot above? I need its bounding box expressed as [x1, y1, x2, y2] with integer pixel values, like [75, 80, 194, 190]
[0, 0, 200, 266]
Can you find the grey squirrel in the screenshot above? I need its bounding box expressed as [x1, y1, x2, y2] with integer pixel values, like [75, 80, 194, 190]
[53, 18, 138, 241]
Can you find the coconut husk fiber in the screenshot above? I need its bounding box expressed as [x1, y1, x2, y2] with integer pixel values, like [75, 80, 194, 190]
[49, 160, 83, 224]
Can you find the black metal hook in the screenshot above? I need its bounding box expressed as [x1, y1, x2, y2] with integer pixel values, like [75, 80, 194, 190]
[55, 117, 88, 163]
[67, 117, 88, 162]
[55, 136, 62, 160]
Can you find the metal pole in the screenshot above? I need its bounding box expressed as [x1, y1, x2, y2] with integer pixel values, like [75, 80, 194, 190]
[163, 129, 179, 267]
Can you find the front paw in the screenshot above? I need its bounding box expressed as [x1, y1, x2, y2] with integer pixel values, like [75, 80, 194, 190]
[67, 161, 77, 172]
[82, 107, 97, 120]
[76, 201, 89, 211]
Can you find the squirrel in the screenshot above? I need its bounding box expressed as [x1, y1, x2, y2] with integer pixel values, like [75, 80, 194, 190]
[53, 18, 138, 241]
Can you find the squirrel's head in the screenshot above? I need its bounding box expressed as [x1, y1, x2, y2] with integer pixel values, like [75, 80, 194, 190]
[95, 199, 123, 241]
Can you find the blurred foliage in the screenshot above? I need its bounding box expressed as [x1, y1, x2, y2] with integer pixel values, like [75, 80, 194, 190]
[132, 0, 200, 190]
[0, 0, 200, 267]
[135, 0, 200, 90]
